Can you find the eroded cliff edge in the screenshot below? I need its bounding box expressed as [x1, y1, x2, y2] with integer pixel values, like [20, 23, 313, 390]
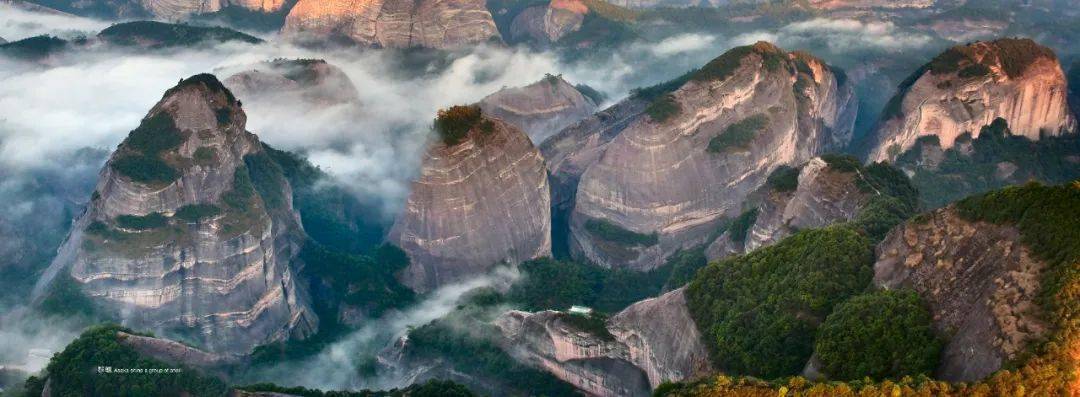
[33, 74, 317, 355]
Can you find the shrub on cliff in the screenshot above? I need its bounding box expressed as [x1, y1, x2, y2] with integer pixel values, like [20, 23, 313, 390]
[434, 105, 489, 146]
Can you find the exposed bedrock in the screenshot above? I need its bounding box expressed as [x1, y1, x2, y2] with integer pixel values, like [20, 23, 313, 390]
[705, 157, 870, 261]
[389, 115, 551, 293]
[33, 74, 317, 355]
[874, 207, 1048, 382]
[565, 42, 857, 270]
[866, 38, 1076, 163]
[494, 288, 712, 396]
[282, 0, 501, 49]
[478, 74, 597, 144]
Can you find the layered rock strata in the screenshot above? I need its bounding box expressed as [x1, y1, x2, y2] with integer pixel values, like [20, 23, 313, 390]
[33, 74, 317, 355]
[705, 157, 871, 261]
[389, 113, 551, 293]
[874, 207, 1048, 381]
[282, 0, 501, 49]
[494, 288, 712, 396]
[223, 59, 361, 106]
[508, 0, 587, 45]
[478, 74, 597, 144]
[866, 38, 1076, 162]
[567, 42, 857, 270]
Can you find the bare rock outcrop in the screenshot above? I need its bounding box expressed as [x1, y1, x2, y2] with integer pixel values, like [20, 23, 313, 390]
[281, 0, 501, 49]
[874, 207, 1048, 381]
[33, 74, 317, 355]
[866, 38, 1076, 163]
[137, 0, 287, 19]
[494, 288, 712, 396]
[116, 331, 234, 372]
[223, 58, 361, 106]
[388, 111, 551, 293]
[705, 157, 870, 261]
[568, 42, 857, 270]
[508, 0, 587, 45]
[478, 74, 597, 144]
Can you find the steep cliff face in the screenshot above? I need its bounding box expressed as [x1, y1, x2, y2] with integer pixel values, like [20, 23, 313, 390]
[568, 42, 857, 270]
[388, 112, 551, 293]
[478, 75, 597, 144]
[874, 207, 1048, 381]
[223, 59, 360, 106]
[705, 157, 871, 261]
[33, 74, 317, 355]
[866, 38, 1076, 163]
[281, 0, 501, 49]
[508, 0, 587, 45]
[494, 288, 711, 396]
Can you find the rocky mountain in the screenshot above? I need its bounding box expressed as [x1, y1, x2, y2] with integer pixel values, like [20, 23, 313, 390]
[478, 74, 598, 144]
[33, 0, 289, 19]
[281, 0, 501, 49]
[874, 206, 1048, 381]
[562, 42, 856, 270]
[705, 156, 873, 261]
[507, 0, 588, 45]
[541, 96, 649, 215]
[32, 74, 317, 355]
[807, 0, 935, 9]
[865, 38, 1076, 163]
[223, 58, 360, 106]
[388, 106, 551, 293]
[494, 287, 712, 397]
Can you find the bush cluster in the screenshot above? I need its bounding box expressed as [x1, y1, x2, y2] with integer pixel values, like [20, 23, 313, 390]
[584, 218, 658, 246]
[707, 114, 768, 153]
[685, 225, 874, 378]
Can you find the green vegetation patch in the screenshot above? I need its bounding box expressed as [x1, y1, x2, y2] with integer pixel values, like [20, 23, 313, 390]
[0, 35, 67, 61]
[173, 204, 222, 222]
[434, 105, 488, 146]
[193, 146, 216, 166]
[111, 112, 186, 184]
[707, 114, 768, 153]
[645, 94, 681, 122]
[584, 218, 658, 246]
[98, 21, 262, 48]
[23, 324, 228, 397]
[239, 380, 475, 397]
[685, 225, 875, 378]
[244, 151, 288, 210]
[115, 212, 167, 230]
[897, 118, 1080, 208]
[407, 295, 579, 396]
[692, 43, 785, 84]
[509, 250, 706, 313]
[815, 289, 943, 380]
[727, 208, 758, 244]
[766, 165, 800, 192]
[558, 312, 615, 341]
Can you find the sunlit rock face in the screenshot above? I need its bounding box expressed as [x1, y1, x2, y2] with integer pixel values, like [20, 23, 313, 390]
[508, 0, 587, 45]
[866, 38, 1076, 163]
[566, 42, 856, 270]
[874, 207, 1048, 382]
[807, 0, 935, 9]
[388, 115, 551, 293]
[479, 75, 597, 144]
[33, 74, 317, 355]
[223, 58, 361, 106]
[494, 288, 712, 397]
[705, 157, 870, 261]
[137, 0, 286, 19]
[281, 0, 501, 49]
